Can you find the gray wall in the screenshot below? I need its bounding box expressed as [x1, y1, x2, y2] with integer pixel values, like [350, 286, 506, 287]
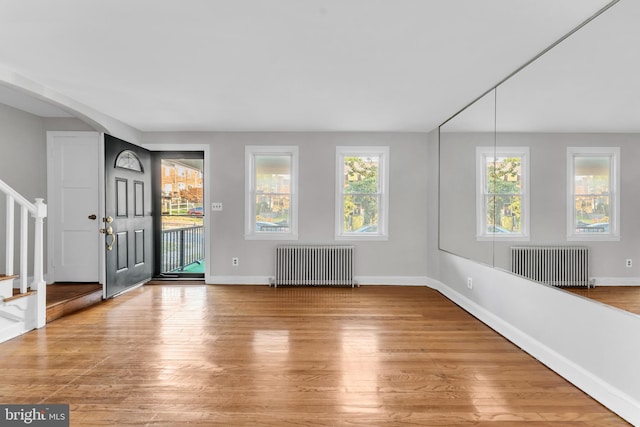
[0, 104, 97, 274]
[0, 104, 47, 274]
[144, 132, 429, 283]
[439, 130, 640, 279]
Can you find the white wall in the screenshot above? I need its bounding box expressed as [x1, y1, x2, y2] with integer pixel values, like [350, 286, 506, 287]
[143, 132, 429, 285]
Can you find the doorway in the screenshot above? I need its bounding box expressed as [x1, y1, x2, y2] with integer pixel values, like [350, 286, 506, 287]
[152, 151, 205, 279]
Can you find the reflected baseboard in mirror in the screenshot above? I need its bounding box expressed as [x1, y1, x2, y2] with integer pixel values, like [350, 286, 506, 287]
[564, 286, 640, 316]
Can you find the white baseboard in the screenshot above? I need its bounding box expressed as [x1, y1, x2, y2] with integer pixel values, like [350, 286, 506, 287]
[355, 276, 429, 286]
[592, 277, 640, 286]
[207, 276, 271, 285]
[426, 277, 640, 426]
[207, 275, 429, 286]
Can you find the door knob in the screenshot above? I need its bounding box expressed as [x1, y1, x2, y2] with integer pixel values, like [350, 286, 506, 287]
[102, 216, 113, 223]
[88, 214, 97, 220]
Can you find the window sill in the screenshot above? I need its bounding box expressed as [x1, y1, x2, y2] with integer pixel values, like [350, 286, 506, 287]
[245, 233, 299, 241]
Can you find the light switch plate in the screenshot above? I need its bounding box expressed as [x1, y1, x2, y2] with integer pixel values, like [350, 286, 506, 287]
[212, 202, 223, 211]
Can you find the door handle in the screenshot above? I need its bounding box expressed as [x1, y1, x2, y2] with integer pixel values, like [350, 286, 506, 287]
[102, 216, 113, 224]
[88, 214, 97, 220]
[99, 226, 115, 251]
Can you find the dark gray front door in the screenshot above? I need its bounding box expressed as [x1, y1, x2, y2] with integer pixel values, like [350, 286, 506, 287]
[104, 134, 153, 298]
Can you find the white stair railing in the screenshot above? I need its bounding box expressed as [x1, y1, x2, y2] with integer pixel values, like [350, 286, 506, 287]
[1, 178, 47, 328]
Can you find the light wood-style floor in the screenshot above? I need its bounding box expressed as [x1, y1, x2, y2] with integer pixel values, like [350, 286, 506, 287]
[564, 286, 640, 316]
[0, 284, 628, 426]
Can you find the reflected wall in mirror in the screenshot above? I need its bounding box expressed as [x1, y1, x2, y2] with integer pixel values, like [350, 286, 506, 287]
[439, 0, 640, 316]
[439, 89, 495, 267]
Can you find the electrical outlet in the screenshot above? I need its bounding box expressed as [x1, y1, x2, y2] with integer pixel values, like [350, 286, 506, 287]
[212, 202, 223, 211]
[626, 259, 633, 268]
[232, 257, 239, 267]
[467, 277, 473, 289]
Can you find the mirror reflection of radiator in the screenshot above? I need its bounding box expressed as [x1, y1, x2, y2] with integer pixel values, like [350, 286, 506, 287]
[510, 246, 590, 288]
[271, 245, 356, 287]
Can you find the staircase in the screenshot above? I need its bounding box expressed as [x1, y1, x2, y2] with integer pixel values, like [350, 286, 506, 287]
[1, 178, 47, 343]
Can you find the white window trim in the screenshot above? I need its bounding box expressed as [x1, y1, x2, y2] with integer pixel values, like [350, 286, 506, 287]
[335, 146, 389, 241]
[476, 146, 530, 241]
[245, 145, 299, 240]
[566, 146, 620, 242]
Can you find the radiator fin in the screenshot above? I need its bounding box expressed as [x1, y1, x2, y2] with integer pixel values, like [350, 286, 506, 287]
[273, 245, 355, 287]
[510, 246, 589, 287]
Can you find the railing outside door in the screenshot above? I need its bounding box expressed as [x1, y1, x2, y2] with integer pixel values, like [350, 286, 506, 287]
[162, 225, 204, 272]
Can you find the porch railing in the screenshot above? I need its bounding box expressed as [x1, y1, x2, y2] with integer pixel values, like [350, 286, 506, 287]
[162, 225, 204, 273]
[1, 178, 47, 328]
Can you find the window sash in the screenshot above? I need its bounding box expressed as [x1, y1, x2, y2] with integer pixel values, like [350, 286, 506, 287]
[476, 147, 529, 240]
[245, 146, 298, 240]
[336, 147, 388, 240]
[567, 148, 619, 241]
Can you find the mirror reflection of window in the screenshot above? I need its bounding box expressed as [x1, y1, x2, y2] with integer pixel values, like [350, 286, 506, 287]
[567, 147, 619, 240]
[476, 147, 529, 240]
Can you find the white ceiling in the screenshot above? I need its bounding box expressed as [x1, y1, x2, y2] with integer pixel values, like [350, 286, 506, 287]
[0, 0, 615, 133]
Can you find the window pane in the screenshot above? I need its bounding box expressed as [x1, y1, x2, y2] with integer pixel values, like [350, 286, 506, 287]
[255, 194, 290, 232]
[256, 155, 291, 193]
[574, 156, 610, 233]
[343, 194, 379, 232]
[343, 156, 379, 193]
[255, 155, 291, 233]
[575, 195, 610, 233]
[488, 195, 522, 233]
[575, 156, 610, 195]
[486, 156, 522, 194]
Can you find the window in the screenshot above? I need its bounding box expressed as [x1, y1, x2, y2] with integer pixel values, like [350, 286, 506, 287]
[336, 146, 389, 240]
[567, 147, 619, 241]
[115, 150, 143, 172]
[476, 147, 529, 240]
[245, 146, 298, 240]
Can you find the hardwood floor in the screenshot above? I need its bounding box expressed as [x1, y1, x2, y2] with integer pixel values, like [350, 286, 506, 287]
[564, 286, 640, 316]
[46, 283, 104, 323]
[0, 285, 628, 426]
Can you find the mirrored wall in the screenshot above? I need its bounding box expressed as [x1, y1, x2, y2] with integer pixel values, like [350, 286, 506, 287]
[439, 0, 640, 314]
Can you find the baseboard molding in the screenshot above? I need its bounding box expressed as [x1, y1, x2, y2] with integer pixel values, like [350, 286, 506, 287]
[426, 277, 640, 426]
[207, 275, 429, 286]
[592, 277, 640, 286]
[355, 276, 429, 286]
[207, 276, 271, 285]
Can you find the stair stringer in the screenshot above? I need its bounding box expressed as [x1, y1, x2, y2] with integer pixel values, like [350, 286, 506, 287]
[0, 293, 39, 343]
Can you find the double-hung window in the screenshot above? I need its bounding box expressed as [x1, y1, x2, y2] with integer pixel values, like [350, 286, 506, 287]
[245, 146, 298, 240]
[567, 147, 619, 241]
[335, 146, 389, 240]
[477, 146, 529, 240]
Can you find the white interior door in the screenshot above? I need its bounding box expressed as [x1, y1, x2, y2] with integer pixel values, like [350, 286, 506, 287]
[47, 131, 101, 282]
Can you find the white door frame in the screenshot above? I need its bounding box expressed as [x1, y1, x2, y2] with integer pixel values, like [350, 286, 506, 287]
[142, 143, 211, 281]
[46, 131, 106, 288]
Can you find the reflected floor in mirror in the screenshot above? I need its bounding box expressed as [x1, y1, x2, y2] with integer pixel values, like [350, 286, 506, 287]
[565, 286, 640, 316]
[0, 285, 629, 426]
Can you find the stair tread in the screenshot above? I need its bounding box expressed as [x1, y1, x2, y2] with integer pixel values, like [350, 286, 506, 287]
[0, 274, 19, 282]
[4, 288, 36, 303]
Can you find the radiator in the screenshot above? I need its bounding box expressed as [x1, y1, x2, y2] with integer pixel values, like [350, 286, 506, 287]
[272, 245, 356, 287]
[510, 246, 590, 287]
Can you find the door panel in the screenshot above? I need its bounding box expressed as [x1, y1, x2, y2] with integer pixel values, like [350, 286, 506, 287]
[104, 135, 153, 297]
[49, 132, 100, 282]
